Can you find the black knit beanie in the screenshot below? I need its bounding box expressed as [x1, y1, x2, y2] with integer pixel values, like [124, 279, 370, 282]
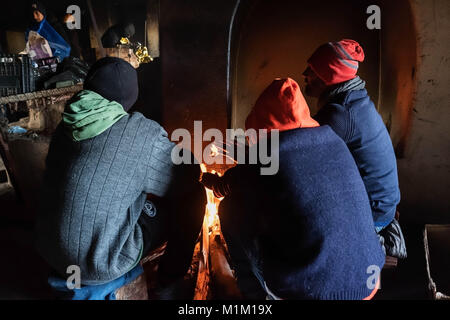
[101, 22, 136, 48]
[84, 57, 138, 111]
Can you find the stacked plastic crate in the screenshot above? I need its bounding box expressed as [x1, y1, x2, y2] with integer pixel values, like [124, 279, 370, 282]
[0, 54, 35, 97]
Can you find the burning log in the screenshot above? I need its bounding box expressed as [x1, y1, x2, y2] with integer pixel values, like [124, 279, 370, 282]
[193, 164, 217, 300]
[210, 233, 242, 299]
[193, 216, 211, 300]
[193, 164, 241, 300]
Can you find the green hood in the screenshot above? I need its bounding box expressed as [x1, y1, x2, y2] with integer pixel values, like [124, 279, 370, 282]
[63, 90, 127, 141]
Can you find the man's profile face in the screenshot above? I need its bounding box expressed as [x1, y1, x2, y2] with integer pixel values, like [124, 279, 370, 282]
[33, 10, 44, 23]
[302, 66, 326, 98]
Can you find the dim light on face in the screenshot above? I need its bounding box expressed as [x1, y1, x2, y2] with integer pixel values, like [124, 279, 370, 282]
[33, 10, 44, 23]
[302, 66, 327, 98]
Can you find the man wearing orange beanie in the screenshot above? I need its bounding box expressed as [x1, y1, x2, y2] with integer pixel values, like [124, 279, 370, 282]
[303, 39, 401, 233]
[201, 78, 384, 300]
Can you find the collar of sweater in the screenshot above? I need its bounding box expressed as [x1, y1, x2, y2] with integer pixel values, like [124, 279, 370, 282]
[318, 76, 366, 109]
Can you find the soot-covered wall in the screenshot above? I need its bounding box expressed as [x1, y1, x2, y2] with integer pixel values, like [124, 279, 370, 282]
[158, 0, 449, 224]
[230, 0, 381, 129]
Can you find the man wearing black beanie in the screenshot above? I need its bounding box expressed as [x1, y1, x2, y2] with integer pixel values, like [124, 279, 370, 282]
[35, 57, 205, 299]
[84, 56, 139, 111]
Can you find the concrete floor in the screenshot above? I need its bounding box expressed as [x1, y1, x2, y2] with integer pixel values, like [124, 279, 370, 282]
[0, 173, 431, 300]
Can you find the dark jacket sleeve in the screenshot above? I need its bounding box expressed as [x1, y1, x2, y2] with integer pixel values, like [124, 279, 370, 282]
[202, 164, 259, 198]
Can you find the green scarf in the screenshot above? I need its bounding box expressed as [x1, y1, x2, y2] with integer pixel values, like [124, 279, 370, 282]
[63, 90, 128, 141]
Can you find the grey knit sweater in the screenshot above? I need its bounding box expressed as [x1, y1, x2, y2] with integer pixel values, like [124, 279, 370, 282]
[35, 112, 175, 285]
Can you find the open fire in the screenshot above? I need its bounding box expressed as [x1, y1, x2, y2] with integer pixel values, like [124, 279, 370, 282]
[200, 163, 222, 231]
[192, 163, 225, 299]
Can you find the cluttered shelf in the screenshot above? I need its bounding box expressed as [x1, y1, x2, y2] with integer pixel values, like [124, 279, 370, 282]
[0, 83, 82, 136]
[0, 83, 82, 105]
[0, 82, 82, 215]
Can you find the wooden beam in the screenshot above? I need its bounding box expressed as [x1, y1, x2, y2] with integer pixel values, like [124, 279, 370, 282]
[146, 0, 160, 58]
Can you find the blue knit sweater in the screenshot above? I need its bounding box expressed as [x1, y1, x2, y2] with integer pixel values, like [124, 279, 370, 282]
[260, 126, 385, 299]
[220, 126, 385, 299]
[314, 88, 400, 228]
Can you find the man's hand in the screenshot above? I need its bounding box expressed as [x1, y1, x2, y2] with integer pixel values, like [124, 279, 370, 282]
[201, 172, 221, 190]
[201, 172, 230, 198]
[216, 137, 249, 162]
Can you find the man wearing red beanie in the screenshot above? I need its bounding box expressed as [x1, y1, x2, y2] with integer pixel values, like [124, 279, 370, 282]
[303, 39, 401, 234]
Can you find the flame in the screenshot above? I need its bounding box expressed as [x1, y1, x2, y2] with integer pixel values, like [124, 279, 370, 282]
[210, 144, 219, 158]
[200, 164, 222, 231]
[195, 164, 225, 300]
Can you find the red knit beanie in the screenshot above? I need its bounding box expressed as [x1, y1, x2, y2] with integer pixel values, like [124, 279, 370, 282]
[307, 39, 365, 86]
